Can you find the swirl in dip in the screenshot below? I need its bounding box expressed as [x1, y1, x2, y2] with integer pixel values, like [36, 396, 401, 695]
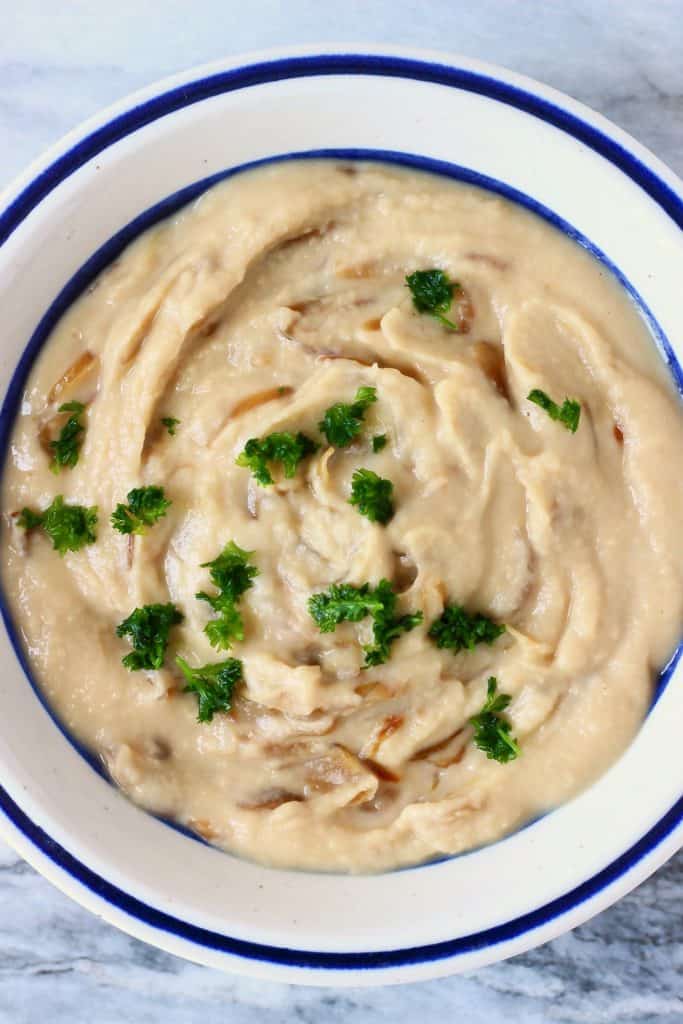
[3, 160, 683, 872]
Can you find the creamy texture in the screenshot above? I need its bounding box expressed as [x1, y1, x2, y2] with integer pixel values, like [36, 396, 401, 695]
[3, 160, 683, 872]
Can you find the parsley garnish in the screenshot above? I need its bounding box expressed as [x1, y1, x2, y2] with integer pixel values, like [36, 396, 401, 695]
[116, 602, 183, 671]
[470, 677, 520, 763]
[161, 416, 180, 436]
[372, 433, 388, 453]
[308, 583, 383, 632]
[176, 655, 243, 723]
[308, 579, 422, 667]
[349, 468, 394, 524]
[49, 401, 86, 473]
[17, 508, 44, 531]
[429, 604, 506, 653]
[405, 269, 460, 330]
[111, 486, 171, 535]
[527, 389, 581, 433]
[236, 431, 318, 486]
[319, 386, 377, 448]
[196, 541, 259, 650]
[364, 581, 423, 667]
[18, 495, 97, 555]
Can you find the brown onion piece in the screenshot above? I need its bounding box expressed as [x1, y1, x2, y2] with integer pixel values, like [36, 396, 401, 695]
[335, 261, 378, 279]
[146, 738, 171, 761]
[366, 714, 404, 758]
[355, 681, 393, 701]
[47, 350, 98, 405]
[414, 728, 466, 768]
[277, 221, 335, 253]
[317, 349, 424, 384]
[464, 251, 509, 271]
[452, 285, 475, 333]
[229, 386, 293, 419]
[363, 317, 383, 331]
[305, 745, 374, 798]
[360, 757, 401, 783]
[393, 551, 418, 592]
[471, 341, 509, 398]
[188, 818, 220, 839]
[238, 789, 304, 811]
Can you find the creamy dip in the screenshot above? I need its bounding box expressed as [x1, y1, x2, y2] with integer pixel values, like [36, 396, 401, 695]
[3, 160, 683, 872]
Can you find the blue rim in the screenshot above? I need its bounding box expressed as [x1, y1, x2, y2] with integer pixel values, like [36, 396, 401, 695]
[0, 53, 682, 972]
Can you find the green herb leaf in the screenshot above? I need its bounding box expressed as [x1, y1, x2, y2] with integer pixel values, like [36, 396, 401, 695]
[308, 578, 422, 667]
[308, 583, 385, 633]
[17, 507, 44, 531]
[428, 604, 505, 653]
[111, 485, 171, 535]
[18, 495, 97, 555]
[318, 386, 377, 448]
[116, 602, 183, 671]
[161, 416, 180, 436]
[199, 542, 259, 604]
[349, 468, 394, 524]
[202, 607, 245, 651]
[236, 431, 319, 486]
[405, 269, 460, 330]
[176, 655, 243, 723]
[363, 579, 423, 667]
[527, 389, 581, 433]
[372, 433, 388, 453]
[196, 542, 258, 650]
[470, 676, 520, 763]
[49, 401, 86, 473]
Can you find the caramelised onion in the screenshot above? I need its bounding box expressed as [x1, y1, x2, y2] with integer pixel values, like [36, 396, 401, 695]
[47, 350, 99, 405]
[229, 386, 294, 419]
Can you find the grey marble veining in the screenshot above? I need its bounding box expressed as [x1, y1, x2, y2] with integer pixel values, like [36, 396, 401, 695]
[0, 835, 681, 1023]
[0, 1, 681, 1019]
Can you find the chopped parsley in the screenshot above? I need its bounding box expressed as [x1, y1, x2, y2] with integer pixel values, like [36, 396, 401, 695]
[308, 582, 384, 632]
[470, 677, 520, 763]
[202, 605, 245, 651]
[405, 269, 460, 330]
[319, 386, 377, 448]
[161, 416, 180, 436]
[372, 433, 388, 453]
[17, 507, 44, 531]
[116, 602, 183, 671]
[308, 578, 422, 667]
[236, 431, 318, 486]
[176, 655, 243, 723]
[49, 401, 86, 473]
[364, 581, 423, 667]
[111, 486, 171, 535]
[18, 495, 97, 555]
[349, 468, 394, 524]
[429, 604, 506, 653]
[196, 541, 259, 650]
[527, 389, 581, 433]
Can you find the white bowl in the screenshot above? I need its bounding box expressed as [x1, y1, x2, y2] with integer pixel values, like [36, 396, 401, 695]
[0, 45, 681, 987]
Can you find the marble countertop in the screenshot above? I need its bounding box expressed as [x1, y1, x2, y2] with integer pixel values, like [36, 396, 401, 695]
[1, 1, 681, 1020]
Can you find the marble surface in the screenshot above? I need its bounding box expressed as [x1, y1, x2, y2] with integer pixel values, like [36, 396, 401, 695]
[0, 0, 682, 1019]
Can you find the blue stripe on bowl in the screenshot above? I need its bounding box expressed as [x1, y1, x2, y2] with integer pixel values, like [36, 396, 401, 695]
[0, 53, 681, 972]
[0, 776, 681, 969]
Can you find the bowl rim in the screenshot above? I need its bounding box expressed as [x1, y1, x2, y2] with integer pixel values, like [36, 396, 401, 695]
[0, 44, 681, 985]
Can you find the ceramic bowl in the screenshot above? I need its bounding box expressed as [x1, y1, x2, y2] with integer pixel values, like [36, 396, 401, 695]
[0, 46, 681, 986]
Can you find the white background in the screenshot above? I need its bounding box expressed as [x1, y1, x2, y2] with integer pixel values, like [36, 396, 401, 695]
[0, 2, 681, 1021]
